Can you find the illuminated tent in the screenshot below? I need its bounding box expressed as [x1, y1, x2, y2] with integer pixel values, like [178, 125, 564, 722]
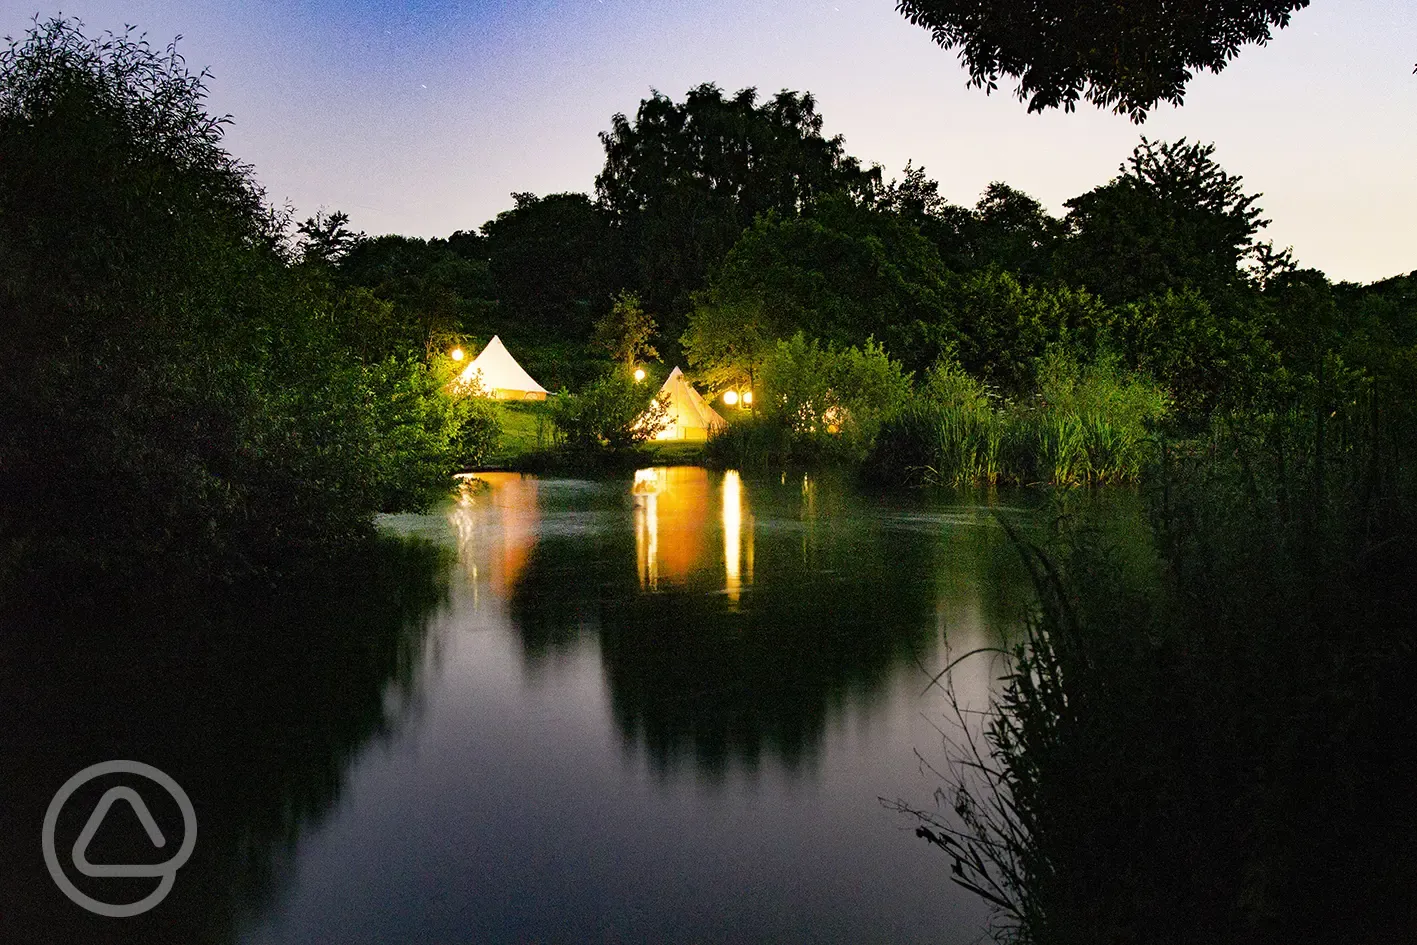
[649, 367, 727, 440]
[455, 335, 548, 401]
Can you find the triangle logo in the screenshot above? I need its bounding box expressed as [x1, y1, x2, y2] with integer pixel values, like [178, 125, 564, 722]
[72, 786, 169, 878]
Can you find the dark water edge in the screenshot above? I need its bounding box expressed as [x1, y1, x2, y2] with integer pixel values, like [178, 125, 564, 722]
[0, 536, 450, 945]
[1, 471, 1067, 944]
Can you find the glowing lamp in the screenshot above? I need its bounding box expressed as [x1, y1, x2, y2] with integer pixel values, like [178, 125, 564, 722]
[450, 347, 465, 362]
[722, 390, 739, 406]
[741, 391, 753, 406]
[634, 368, 646, 382]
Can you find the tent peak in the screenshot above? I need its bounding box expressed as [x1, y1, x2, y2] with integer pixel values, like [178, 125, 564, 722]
[456, 335, 547, 400]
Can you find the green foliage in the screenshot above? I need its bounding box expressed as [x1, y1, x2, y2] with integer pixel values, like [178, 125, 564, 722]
[869, 351, 1168, 486]
[1114, 286, 1279, 422]
[1056, 138, 1272, 305]
[895, 0, 1310, 120]
[704, 416, 796, 470]
[479, 191, 625, 340]
[596, 84, 882, 339]
[0, 19, 466, 583]
[940, 269, 1111, 395]
[921, 355, 994, 412]
[1035, 349, 1169, 428]
[336, 233, 498, 358]
[694, 196, 955, 372]
[352, 359, 481, 511]
[681, 296, 774, 394]
[758, 334, 913, 462]
[967, 183, 1061, 281]
[891, 358, 1004, 485]
[1330, 271, 1417, 407]
[1016, 350, 1168, 485]
[450, 390, 503, 470]
[873, 400, 1005, 487]
[549, 370, 669, 453]
[592, 290, 658, 367]
[876, 169, 1059, 280]
[876, 160, 950, 222]
[486, 401, 551, 461]
[920, 391, 1417, 943]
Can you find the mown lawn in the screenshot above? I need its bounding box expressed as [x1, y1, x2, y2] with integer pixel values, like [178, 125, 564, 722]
[487, 402, 549, 464]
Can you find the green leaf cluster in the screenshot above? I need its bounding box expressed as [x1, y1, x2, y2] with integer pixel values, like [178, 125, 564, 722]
[0, 19, 475, 582]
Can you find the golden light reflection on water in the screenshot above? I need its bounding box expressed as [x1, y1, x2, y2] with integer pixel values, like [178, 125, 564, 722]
[723, 470, 745, 603]
[634, 467, 753, 598]
[448, 472, 540, 601]
[452, 467, 759, 602]
[634, 470, 660, 591]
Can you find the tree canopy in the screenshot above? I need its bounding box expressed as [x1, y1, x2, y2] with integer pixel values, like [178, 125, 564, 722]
[595, 84, 881, 341]
[1056, 138, 1274, 305]
[593, 291, 658, 367]
[479, 191, 625, 340]
[1, 18, 479, 581]
[686, 195, 954, 374]
[895, 0, 1312, 121]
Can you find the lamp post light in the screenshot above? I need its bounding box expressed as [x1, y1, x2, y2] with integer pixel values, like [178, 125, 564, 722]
[722, 390, 739, 406]
[741, 390, 753, 407]
[633, 367, 646, 382]
[450, 347, 465, 362]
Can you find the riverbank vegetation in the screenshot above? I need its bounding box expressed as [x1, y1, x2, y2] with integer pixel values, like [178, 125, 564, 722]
[898, 382, 1417, 942]
[0, 20, 495, 588]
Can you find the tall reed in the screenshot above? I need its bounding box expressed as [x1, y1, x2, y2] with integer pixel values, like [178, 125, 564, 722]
[897, 383, 1417, 943]
[870, 351, 1167, 486]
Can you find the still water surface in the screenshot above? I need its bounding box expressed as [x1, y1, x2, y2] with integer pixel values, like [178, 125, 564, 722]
[2, 468, 1036, 944]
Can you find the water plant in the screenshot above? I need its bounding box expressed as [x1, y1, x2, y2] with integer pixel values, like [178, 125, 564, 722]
[895, 381, 1417, 943]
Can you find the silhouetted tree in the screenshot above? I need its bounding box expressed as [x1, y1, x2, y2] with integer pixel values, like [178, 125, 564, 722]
[596, 84, 881, 342]
[1056, 138, 1270, 305]
[895, 0, 1311, 121]
[479, 191, 625, 340]
[297, 208, 363, 265]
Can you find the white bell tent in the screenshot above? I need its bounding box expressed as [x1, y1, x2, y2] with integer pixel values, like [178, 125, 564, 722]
[455, 336, 548, 401]
[649, 367, 727, 440]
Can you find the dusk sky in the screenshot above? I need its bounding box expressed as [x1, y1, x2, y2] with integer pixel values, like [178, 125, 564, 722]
[4, 1, 1413, 283]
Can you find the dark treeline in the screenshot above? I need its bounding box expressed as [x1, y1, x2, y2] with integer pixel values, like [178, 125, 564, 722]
[5, 13, 1413, 578]
[316, 74, 1415, 479]
[0, 19, 495, 588]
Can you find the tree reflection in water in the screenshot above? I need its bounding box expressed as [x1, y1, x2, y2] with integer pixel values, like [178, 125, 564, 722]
[0, 538, 448, 945]
[508, 467, 1025, 777]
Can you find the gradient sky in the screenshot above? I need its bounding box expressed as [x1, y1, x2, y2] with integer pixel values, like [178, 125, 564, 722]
[4, 1, 1413, 282]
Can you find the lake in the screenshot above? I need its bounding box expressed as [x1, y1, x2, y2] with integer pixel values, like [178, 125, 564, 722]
[1, 467, 1038, 944]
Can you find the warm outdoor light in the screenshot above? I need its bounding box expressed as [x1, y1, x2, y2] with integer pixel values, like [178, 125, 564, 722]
[634, 367, 646, 382]
[450, 347, 465, 361]
[722, 390, 739, 406]
[741, 391, 753, 406]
